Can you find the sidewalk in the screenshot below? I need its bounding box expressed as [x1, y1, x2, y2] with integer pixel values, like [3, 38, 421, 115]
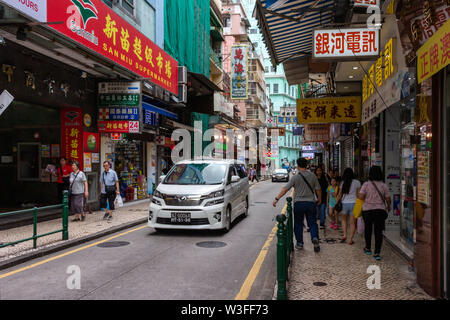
[0, 200, 150, 263]
[287, 220, 433, 300]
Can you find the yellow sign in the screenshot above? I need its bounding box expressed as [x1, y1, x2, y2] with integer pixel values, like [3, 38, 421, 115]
[297, 96, 361, 124]
[417, 19, 450, 84]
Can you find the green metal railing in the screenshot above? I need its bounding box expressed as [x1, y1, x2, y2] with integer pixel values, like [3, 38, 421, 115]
[0, 191, 69, 249]
[276, 196, 294, 300]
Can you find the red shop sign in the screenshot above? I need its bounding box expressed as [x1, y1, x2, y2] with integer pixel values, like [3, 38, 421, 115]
[98, 120, 139, 133]
[47, 0, 178, 95]
[61, 107, 84, 168]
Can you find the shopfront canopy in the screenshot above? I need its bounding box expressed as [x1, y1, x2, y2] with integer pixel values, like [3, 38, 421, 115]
[255, 0, 335, 66]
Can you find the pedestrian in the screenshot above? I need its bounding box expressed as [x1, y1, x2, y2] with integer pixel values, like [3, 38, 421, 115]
[100, 161, 120, 221]
[315, 166, 329, 229]
[69, 161, 88, 222]
[358, 166, 391, 260]
[327, 177, 339, 230]
[336, 168, 361, 244]
[273, 158, 322, 252]
[56, 157, 72, 204]
[250, 166, 259, 183]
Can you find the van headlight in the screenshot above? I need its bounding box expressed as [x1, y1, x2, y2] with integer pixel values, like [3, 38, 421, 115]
[153, 190, 164, 199]
[205, 190, 224, 199]
[205, 198, 225, 207]
[151, 198, 162, 206]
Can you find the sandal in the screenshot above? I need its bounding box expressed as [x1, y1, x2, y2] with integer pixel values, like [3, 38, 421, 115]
[71, 218, 80, 222]
[348, 240, 354, 245]
[339, 238, 347, 243]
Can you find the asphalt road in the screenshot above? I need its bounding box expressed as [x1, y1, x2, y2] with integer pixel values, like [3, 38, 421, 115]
[0, 179, 288, 300]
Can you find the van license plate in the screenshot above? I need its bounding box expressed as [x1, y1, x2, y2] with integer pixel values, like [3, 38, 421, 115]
[171, 212, 191, 223]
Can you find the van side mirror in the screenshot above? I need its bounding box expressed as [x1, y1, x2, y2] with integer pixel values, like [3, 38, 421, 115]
[231, 175, 240, 183]
[159, 175, 166, 183]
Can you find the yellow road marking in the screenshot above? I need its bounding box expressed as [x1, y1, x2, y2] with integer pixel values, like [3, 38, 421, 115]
[0, 225, 147, 280]
[234, 190, 292, 300]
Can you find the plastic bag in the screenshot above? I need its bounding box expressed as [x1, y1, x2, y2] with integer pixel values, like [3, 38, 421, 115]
[353, 198, 364, 218]
[357, 217, 365, 234]
[115, 195, 124, 208]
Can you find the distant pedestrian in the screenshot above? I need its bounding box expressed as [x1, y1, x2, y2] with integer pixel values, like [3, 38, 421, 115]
[69, 161, 88, 222]
[336, 168, 361, 245]
[358, 166, 391, 260]
[273, 158, 322, 252]
[56, 157, 72, 204]
[100, 161, 120, 221]
[315, 167, 329, 229]
[327, 178, 339, 230]
[250, 166, 259, 182]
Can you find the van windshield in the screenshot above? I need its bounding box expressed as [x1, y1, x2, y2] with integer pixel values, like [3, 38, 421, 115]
[164, 163, 227, 185]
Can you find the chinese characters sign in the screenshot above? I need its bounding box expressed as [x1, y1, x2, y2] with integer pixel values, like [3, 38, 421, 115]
[362, 38, 396, 103]
[417, 18, 450, 84]
[304, 124, 330, 143]
[296, 97, 361, 124]
[98, 94, 140, 107]
[98, 120, 139, 133]
[99, 107, 139, 120]
[61, 107, 83, 168]
[313, 28, 379, 59]
[46, 0, 178, 94]
[353, 0, 380, 7]
[410, 4, 449, 47]
[231, 45, 248, 100]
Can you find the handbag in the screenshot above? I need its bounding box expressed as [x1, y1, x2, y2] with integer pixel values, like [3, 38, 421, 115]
[299, 172, 318, 201]
[335, 200, 342, 212]
[353, 198, 364, 218]
[103, 172, 117, 194]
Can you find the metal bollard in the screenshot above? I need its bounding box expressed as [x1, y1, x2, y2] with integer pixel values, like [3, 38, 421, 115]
[286, 197, 294, 261]
[62, 191, 69, 240]
[33, 207, 37, 249]
[276, 214, 287, 300]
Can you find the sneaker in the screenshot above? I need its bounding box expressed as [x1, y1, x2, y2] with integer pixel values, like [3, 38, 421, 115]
[103, 213, 109, 220]
[107, 215, 113, 221]
[312, 238, 320, 253]
[334, 224, 339, 230]
[374, 254, 381, 261]
[295, 243, 304, 250]
[364, 248, 372, 255]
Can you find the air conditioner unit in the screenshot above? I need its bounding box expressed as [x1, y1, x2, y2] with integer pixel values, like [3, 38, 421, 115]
[155, 86, 164, 99]
[178, 66, 188, 84]
[178, 84, 187, 104]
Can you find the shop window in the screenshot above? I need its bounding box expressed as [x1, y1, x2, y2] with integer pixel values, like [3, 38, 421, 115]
[18, 143, 41, 181]
[85, 172, 99, 204]
[122, 0, 135, 16]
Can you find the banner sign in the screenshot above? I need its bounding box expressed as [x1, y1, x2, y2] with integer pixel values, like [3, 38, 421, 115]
[353, 0, 380, 7]
[61, 107, 83, 168]
[304, 124, 330, 143]
[231, 45, 248, 99]
[47, 0, 178, 94]
[99, 107, 139, 121]
[313, 28, 380, 60]
[0, 0, 47, 22]
[417, 19, 450, 84]
[267, 127, 286, 137]
[98, 120, 139, 133]
[83, 132, 99, 153]
[297, 96, 361, 124]
[410, 4, 449, 47]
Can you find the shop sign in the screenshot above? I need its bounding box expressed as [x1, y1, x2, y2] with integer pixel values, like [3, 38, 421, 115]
[303, 124, 330, 143]
[417, 151, 430, 205]
[297, 96, 361, 124]
[353, 0, 380, 8]
[293, 126, 303, 136]
[267, 127, 286, 137]
[83, 132, 99, 153]
[98, 94, 140, 107]
[410, 3, 449, 47]
[47, 0, 178, 94]
[83, 114, 92, 127]
[98, 120, 139, 133]
[231, 45, 248, 100]
[143, 109, 158, 129]
[0, 89, 14, 117]
[0, 0, 47, 22]
[417, 19, 450, 84]
[362, 38, 397, 103]
[313, 28, 380, 60]
[61, 107, 83, 167]
[83, 152, 92, 172]
[99, 107, 139, 121]
[98, 81, 141, 94]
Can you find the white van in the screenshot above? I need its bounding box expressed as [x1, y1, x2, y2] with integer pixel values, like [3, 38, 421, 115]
[148, 160, 249, 232]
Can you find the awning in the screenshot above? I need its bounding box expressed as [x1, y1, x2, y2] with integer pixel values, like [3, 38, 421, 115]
[142, 98, 178, 120]
[188, 72, 223, 94]
[255, 0, 335, 66]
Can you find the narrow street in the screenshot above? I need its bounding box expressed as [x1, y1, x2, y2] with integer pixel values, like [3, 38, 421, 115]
[0, 180, 282, 300]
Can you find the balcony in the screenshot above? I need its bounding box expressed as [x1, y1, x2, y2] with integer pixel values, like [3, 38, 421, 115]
[248, 82, 265, 104]
[210, 47, 223, 72]
[246, 105, 266, 128]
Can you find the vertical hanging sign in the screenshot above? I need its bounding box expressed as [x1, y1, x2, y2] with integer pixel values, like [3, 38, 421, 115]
[231, 45, 248, 100]
[61, 107, 83, 168]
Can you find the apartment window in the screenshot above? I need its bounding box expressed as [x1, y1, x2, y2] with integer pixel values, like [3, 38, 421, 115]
[284, 83, 287, 94]
[265, 67, 269, 73]
[271, 66, 276, 73]
[102, 0, 113, 7]
[273, 84, 279, 93]
[225, 18, 231, 27]
[122, 0, 135, 16]
[254, 42, 259, 48]
[250, 28, 257, 34]
[267, 84, 270, 92]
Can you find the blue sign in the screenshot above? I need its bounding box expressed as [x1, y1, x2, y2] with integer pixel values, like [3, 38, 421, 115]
[293, 126, 303, 136]
[104, 107, 139, 120]
[278, 117, 284, 123]
[144, 109, 159, 127]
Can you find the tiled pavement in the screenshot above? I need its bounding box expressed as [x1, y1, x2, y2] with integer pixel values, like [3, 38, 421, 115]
[0, 201, 149, 262]
[288, 220, 433, 300]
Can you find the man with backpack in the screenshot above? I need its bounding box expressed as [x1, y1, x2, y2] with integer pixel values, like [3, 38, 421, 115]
[273, 158, 322, 252]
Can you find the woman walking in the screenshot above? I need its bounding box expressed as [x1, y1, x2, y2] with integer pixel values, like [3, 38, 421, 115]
[358, 166, 391, 260]
[336, 168, 361, 244]
[315, 167, 329, 229]
[69, 161, 88, 222]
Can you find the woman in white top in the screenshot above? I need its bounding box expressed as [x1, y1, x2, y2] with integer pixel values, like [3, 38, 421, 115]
[336, 168, 361, 245]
